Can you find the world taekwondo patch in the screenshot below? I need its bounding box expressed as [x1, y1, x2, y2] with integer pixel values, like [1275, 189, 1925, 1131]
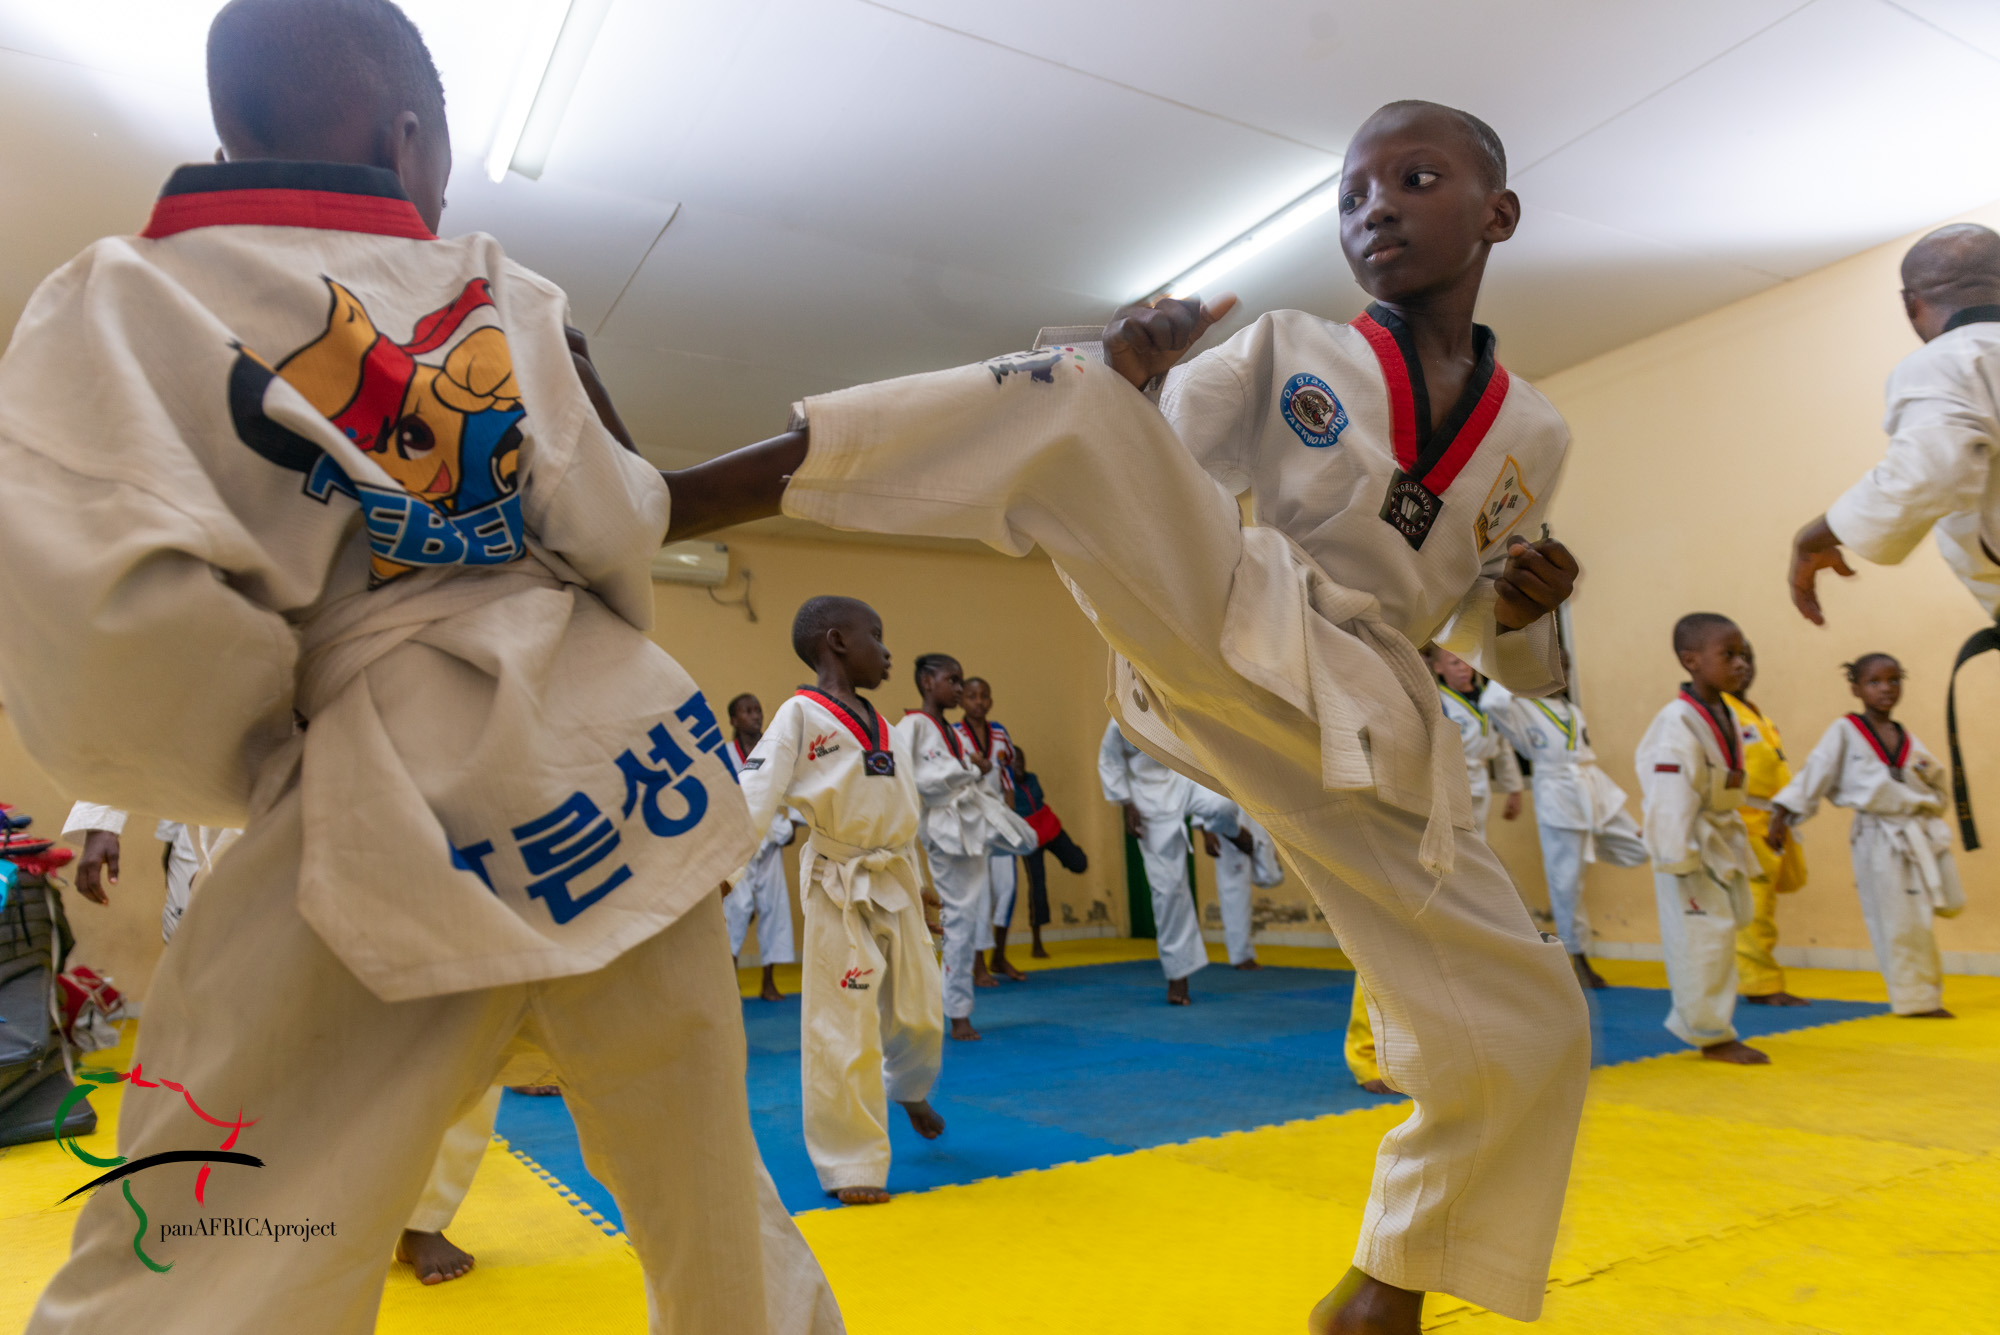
[1280, 373, 1348, 447]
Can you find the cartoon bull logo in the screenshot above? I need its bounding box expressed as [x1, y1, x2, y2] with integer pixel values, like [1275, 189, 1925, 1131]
[229, 277, 527, 585]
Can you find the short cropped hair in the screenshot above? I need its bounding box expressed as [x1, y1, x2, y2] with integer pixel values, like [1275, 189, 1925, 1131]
[1376, 99, 1507, 190]
[913, 653, 959, 690]
[1842, 653, 1902, 683]
[725, 692, 759, 720]
[791, 596, 871, 668]
[963, 676, 990, 692]
[208, 0, 446, 156]
[1671, 612, 1738, 655]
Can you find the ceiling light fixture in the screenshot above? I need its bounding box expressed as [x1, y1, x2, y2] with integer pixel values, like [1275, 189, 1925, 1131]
[1147, 167, 1346, 302]
[485, 0, 615, 184]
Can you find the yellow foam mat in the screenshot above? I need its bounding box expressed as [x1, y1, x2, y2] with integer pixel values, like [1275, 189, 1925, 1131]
[5, 962, 1995, 1333]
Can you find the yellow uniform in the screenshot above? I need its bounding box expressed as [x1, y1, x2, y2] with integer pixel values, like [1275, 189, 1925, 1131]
[1346, 980, 1384, 1085]
[1724, 694, 1808, 996]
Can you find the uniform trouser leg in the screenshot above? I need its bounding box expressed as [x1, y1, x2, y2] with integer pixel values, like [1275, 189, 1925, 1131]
[800, 884, 943, 1191]
[1344, 978, 1382, 1085]
[1137, 832, 1207, 982]
[1851, 828, 1945, 1014]
[927, 846, 988, 1020]
[751, 853, 797, 966]
[787, 361, 1589, 1321]
[1653, 869, 1750, 1047]
[405, 1084, 504, 1233]
[1023, 849, 1051, 928]
[160, 825, 201, 943]
[1468, 789, 1492, 840]
[1536, 823, 1591, 954]
[725, 876, 756, 957]
[1735, 877, 1786, 997]
[986, 854, 1018, 943]
[1214, 845, 1256, 964]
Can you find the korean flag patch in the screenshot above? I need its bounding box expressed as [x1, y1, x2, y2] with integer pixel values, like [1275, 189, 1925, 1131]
[1473, 454, 1534, 552]
[1280, 373, 1348, 447]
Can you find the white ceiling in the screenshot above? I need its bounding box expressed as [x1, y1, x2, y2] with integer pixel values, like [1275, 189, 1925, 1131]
[4, 0, 2000, 470]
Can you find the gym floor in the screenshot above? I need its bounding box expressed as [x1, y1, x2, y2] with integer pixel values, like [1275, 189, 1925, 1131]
[4, 941, 1995, 1333]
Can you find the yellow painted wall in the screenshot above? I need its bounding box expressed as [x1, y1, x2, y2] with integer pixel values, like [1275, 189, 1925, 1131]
[1535, 203, 2000, 956]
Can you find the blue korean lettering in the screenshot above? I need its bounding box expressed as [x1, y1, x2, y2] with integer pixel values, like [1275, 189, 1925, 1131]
[674, 693, 727, 757]
[616, 723, 709, 838]
[450, 838, 497, 894]
[511, 793, 632, 925]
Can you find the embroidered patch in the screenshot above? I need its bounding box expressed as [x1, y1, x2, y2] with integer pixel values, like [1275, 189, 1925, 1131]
[739, 757, 765, 770]
[839, 967, 874, 990]
[807, 734, 841, 761]
[985, 347, 1072, 386]
[1654, 763, 1681, 772]
[1280, 373, 1348, 447]
[1379, 470, 1441, 547]
[1473, 453, 1534, 552]
[863, 750, 897, 777]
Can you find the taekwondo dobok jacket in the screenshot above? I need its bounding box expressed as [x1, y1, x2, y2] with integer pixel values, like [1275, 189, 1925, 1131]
[1438, 685, 1523, 805]
[738, 691, 926, 919]
[1484, 684, 1628, 833]
[1827, 312, 2000, 614]
[1771, 717, 1965, 916]
[898, 712, 1038, 859]
[0, 162, 754, 1000]
[722, 740, 798, 878]
[1635, 691, 1757, 882]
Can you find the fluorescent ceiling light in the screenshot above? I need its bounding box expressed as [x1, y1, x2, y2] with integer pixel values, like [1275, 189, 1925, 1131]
[485, 0, 614, 184]
[1149, 169, 1345, 302]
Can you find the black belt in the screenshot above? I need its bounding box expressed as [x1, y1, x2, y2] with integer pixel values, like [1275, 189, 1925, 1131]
[1947, 619, 2000, 849]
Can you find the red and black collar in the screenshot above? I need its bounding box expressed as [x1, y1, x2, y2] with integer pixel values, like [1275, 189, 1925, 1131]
[1845, 714, 1910, 771]
[1351, 302, 1510, 498]
[141, 161, 434, 242]
[1678, 686, 1743, 770]
[908, 709, 964, 758]
[796, 688, 890, 752]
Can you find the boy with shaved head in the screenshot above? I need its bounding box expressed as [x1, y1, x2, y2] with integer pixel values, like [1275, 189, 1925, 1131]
[0, 1, 838, 1330]
[756, 99, 1593, 1331]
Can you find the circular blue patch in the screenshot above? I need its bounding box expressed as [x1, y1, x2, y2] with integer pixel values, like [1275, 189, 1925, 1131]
[1280, 373, 1348, 447]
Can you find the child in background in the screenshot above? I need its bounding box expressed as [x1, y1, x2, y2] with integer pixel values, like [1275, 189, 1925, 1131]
[1768, 654, 1964, 1018]
[898, 655, 1038, 1040]
[1487, 656, 1646, 989]
[1007, 746, 1089, 959]
[1431, 647, 1524, 834]
[957, 676, 1027, 983]
[722, 692, 800, 1002]
[1722, 647, 1811, 1008]
[738, 597, 946, 1204]
[1194, 787, 1280, 970]
[1636, 614, 1768, 1064]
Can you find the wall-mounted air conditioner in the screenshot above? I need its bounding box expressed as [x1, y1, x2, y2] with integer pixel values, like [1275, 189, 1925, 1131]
[651, 541, 730, 586]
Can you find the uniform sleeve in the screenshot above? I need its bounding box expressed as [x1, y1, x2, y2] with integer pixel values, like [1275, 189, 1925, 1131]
[1434, 581, 1564, 697]
[1636, 713, 1705, 874]
[738, 701, 803, 834]
[1098, 720, 1133, 804]
[1490, 739, 1524, 793]
[62, 802, 129, 841]
[1825, 349, 1994, 566]
[1770, 723, 1845, 824]
[1183, 783, 1242, 839]
[1158, 319, 1268, 495]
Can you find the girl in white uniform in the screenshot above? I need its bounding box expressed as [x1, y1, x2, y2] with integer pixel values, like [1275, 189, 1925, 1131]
[1193, 791, 1281, 968]
[1486, 675, 1646, 986]
[738, 598, 946, 1203]
[1636, 615, 1767, 1064]
[956, 677, 1025, 982]
[899, 655, 1038, 1040]
[1768, 654, 1965, 1017]
[721, 692, 800, 1001]
[1429, 648, 1523, 832]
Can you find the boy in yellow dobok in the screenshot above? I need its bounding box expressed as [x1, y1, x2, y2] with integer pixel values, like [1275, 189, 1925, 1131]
[1724, 643, 1810, 1007]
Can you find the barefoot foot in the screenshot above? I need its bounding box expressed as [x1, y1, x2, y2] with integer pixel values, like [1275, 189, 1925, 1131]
[833, 1186, 892, 1205]
[1308, 1266, 1423, 1335]
[507, 1084, 562, 1096]
[1166, 977, 1191, 1006]
[396, 1229, 476, 1285]
[1743, 990, 1811, 1006]
[759, 966, 785, 1002]
[1358, 1078, 1394, 1095]
[1234, 958, 1263, 970]
[949, 1017, 982, 1041]
[900, 1098, 946, 1139]
[1030, 942, 1051, 959]
[973, 959, 999, 988]
[1904, 1007, 1955, 1018]
[1572, 954, 1609, 990]
[992, 954, 1028, 981]
[1701, 1039, 1771, 1064]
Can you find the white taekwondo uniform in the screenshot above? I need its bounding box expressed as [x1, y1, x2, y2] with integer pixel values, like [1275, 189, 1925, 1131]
[1772, 716, 1965, 1014]
[957, 717, 1020, 948]
[1637, 689, 1759, 1048]
[62, 802, 240, 944]
[1486, 683, 1646, 955]
[1191, 787, 1281, 966]
[1826, 311, 2000, 617]
[1099, 719, 1244, 981]
[899, 711, 1037, 1020]
[781, 304, 1590, 1320]
[740, 690, 942, 1192]
[0, 161, 836, 1335]
[723, 737, 799, 967]
[1438, 684, 1523, 833]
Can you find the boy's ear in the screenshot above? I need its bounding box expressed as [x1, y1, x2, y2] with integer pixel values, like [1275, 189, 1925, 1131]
[1483, 188, 1521, 245]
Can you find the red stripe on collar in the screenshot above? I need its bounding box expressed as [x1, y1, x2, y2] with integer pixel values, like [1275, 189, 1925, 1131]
[141, 189, 435, 241]
[1678, 688, 1742, 770]
[1351, 313, 1417, 468]
[795, 689, 889, 751]
[1845, 714, 1910, 769]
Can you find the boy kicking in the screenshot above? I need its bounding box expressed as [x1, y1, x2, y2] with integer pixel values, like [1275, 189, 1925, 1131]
[738, 598, 947, 1203]
[765, 101, 1591, 1330]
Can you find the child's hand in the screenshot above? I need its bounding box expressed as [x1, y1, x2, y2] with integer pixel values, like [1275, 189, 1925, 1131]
[1764, 810, 1792, 852]
[1502, 792, 1522, 821]
[1201, 830, 1222, 858]
[1494, 536, 1579, 631]
[1103, 294, 1239, 391]
[971, 752, 993, 776]
[1123, 802, 1145, 838]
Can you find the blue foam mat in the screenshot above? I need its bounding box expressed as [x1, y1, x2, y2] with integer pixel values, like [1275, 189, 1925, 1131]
[494, 960, 1888, 1222]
